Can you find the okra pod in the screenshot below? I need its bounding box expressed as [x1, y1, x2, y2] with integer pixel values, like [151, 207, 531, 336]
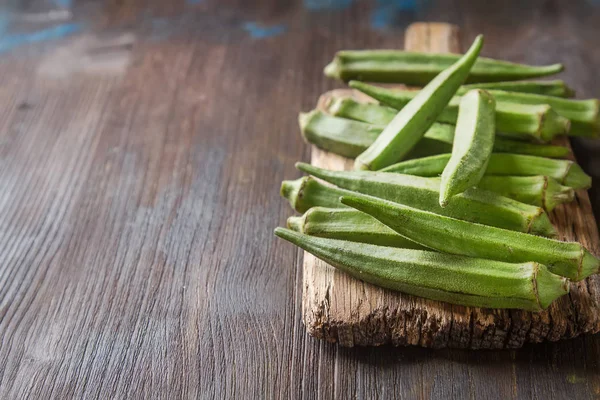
[324, 50, 564, 86]
[350, 82, 570, 142]
[299, 110, 452, 159]
[327, 96, 398, 125]
[486, 90, 600, 137]
[295, 162, 557, 237]
[281, 173, 572, 213]
[475, 176, 574, 212]
[457, 80, 574, 98]
[354, 35, 484, 171]
[341, 195, 599, 281]
[328, 97, 571, 158]
[287, 207, 426, 249]
[299, 110, 382, 158]
[275, 228, 569, 311]
[382, 153, 592, 189]
[440, 89, 496, 206]
[280, 176, 353, 213]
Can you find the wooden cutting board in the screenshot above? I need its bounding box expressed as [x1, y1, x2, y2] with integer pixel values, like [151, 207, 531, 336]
[301, 22, 600, 349]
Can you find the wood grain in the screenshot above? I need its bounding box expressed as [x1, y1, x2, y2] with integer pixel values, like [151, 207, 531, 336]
[1, 0, 600, 398]
[302, 22, 600, 349]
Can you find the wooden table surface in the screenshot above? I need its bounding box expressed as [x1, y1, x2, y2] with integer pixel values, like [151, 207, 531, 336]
[1, 0, 600, 398]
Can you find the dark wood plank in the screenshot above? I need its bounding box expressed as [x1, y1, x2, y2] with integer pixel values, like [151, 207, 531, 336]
[0, 0, 598, 399]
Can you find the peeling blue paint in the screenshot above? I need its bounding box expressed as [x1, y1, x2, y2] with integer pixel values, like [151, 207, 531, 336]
[371, 0, 420, 29]
[0, 23, 82, 54]
[243, 22, 286, 39]
[186, 0, 203, 4]
[303, 0, 354, 11]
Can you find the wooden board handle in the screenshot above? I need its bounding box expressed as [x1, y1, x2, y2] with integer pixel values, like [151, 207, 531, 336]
[405, 22, 461, 53]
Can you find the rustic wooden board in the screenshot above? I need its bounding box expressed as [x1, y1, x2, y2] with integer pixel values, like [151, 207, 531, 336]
[302, 22, 600, 349]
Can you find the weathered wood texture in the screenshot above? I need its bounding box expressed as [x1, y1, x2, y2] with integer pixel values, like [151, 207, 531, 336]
[303, 22, 600, 349]
[1, 0, 600, 399]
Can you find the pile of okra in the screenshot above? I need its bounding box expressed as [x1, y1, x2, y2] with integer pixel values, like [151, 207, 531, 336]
[275, 34, 600, 312]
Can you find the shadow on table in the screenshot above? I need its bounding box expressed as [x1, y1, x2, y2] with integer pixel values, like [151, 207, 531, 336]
[331, 332, 600, 371]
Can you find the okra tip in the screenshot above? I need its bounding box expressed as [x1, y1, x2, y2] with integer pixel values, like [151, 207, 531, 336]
[295, 162, 316, 175]
[274, 227, 306, 249]
[438, 188, 452, 208]
[539, 63, 565, 75]
[536, 263, 570, 310]
[348, 80, 369, 92]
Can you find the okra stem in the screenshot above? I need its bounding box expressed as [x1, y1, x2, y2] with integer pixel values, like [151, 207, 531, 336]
[350, 82, 571, 142]
[340, 195, 599, 281]
[287, 207, 426, 249]
[324, 50, 564, 86]
[354, 35, 484, 170]
[457, 80, 575, 98]
[275, 228, 569, 311]
[486, 90, 600, 137]
[295, 162, 557, 237]
[474, 176, 574, 212]
[327, 97, 571, 158]
[280, 177, 352, 213]
[382, 153, 592, 189]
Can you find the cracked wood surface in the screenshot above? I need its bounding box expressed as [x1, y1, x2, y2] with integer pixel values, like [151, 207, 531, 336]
[302, 22, 600, 349]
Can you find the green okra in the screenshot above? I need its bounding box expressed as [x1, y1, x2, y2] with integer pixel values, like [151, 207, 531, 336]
[457, 80, 575, 98]
[354, 35, 484, 171]
[299, 110, 452, 159]
[341, 195, 599, 281]
[382, 153, 592, 189]
[275, 228, 569, 311]
[299, 110, 382, 158]
[350, 82, 571, 142]
[280, 176, 353, 213]
[439, 89, 496, 206]
[287, 207, 426, 249]
[486, 90, 600, 137]
[327, 97, 398, 125]
[475, 176, 574, 212]
[281, 173, 572, 213]
[324, 50, 564, 86]
[327, 97, 571, 158]
[295, 162, 557, 237]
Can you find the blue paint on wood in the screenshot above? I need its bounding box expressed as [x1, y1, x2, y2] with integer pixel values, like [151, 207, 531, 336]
[243, 22, 286, 39]
[186, 0, 203, 4]
[303, 0, 354, 11]
[371, 0, 420, 29]
[52, 0, 73, 8]
[0, 23, 82, 54]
